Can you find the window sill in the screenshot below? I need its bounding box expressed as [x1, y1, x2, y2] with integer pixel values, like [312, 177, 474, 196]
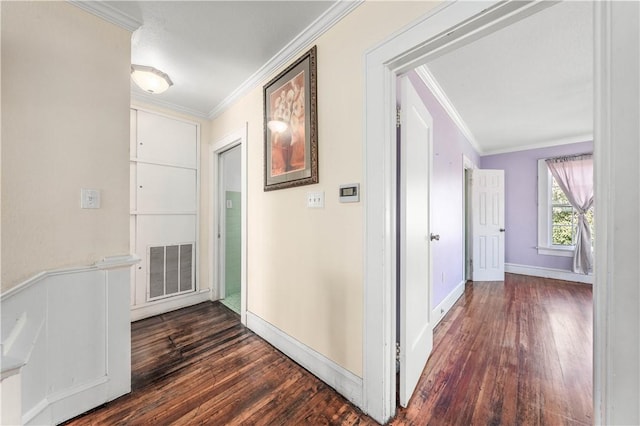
[537, 245, 575, 257]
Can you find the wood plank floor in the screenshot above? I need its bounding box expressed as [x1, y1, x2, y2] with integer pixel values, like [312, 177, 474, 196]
[65, 273, 592, 425]
[391, 274, 592, 425]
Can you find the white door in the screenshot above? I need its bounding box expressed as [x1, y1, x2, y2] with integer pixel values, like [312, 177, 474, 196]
[399, 75, 434, 407]
[471, 169, 505, 281]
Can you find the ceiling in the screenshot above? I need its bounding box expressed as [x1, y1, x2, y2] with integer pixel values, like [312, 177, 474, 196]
[75, 1, 593, 155]
[422, 1, 593, 155]
[77, 1, 349, 118]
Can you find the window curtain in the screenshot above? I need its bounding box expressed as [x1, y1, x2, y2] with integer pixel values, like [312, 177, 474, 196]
[546, 154, 594, 274]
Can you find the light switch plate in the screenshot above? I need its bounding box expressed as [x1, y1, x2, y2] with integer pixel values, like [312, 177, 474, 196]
[81, 188, 101, 209]
[306, 191, 324, 208]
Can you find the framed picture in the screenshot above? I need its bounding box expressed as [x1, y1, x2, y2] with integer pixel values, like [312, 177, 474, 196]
[263, 46, 318, 191]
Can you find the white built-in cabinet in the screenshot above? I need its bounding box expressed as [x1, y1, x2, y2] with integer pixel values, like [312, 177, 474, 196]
[130, 109, 201, 321]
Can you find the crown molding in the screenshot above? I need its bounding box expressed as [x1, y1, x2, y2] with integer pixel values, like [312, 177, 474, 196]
[415, 65, 483, 154]
[68, 0, 142, 32]
[480, 134, 594, 156]
[131, 91, 210, 120]
[207, 0, 363, 120]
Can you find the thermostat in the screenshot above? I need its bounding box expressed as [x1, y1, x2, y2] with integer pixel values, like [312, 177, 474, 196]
[339, 184, 360, 203]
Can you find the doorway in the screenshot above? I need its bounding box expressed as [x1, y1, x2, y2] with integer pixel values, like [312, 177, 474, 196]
[362, 1, 601, 423]
[218, 145, 242, 314]
[210, 125, 248, 325]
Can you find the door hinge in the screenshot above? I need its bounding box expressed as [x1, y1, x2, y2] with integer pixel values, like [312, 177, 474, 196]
[395, 341, 401, 361]
[396, 107, 401, 128]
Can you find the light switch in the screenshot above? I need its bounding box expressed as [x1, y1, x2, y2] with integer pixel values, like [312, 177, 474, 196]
[81, 188, 101, 209]
[306, 191, 324, 208]
[226, 200, 233, 209]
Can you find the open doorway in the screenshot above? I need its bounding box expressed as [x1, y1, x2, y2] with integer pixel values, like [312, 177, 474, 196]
[363, 1, 597, 422]
[210, 125, 248, 325]
[218, 145, 242, 314]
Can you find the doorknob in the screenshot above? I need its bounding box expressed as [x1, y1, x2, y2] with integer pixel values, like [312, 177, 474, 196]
[430, 233, 440, 241]
[499, 228, 505, 232]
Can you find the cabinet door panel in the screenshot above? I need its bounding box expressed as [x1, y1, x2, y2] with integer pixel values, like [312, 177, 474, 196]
[137, 110, 196, 167]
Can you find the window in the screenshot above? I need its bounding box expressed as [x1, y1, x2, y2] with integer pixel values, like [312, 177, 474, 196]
[537, 159, 594, 256]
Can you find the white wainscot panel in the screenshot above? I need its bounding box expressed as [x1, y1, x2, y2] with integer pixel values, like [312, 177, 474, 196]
[0, 256, 136, 425]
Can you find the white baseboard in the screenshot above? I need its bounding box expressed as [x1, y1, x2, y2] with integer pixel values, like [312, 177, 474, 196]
[505, 263, 593, 284]
[432, 280, 466, 327]
[246, 312, 363, 408]
[130, 289, 211, 322]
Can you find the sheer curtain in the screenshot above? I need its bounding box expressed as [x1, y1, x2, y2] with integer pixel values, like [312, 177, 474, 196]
[546, 154, 594, 274]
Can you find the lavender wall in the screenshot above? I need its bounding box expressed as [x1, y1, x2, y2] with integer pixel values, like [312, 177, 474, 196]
[481, 141, 593, 271]
[407, 71, 480, 309]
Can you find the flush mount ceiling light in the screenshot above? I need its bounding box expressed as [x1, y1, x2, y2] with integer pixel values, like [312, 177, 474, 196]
[130, 64, 173, 94]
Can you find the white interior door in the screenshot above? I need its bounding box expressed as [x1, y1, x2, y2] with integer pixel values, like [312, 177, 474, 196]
[471, 169, 505, 281]
[399, 75, 434, 407]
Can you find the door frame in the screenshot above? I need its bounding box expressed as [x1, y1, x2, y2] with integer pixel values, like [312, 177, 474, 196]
[363, 1, 608, 423]
[462, 155, 474, 281]
[209, 124, 248, 325]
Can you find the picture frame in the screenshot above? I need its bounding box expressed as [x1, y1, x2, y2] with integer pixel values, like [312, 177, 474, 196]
[263, 46, 318, 191]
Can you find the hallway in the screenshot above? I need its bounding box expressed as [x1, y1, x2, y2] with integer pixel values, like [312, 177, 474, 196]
[65, 274, 592, 425]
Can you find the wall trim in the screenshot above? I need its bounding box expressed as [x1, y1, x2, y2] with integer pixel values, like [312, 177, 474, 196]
[416, 63, 595, 157]
[207, 0, 362, 119]
[130, 289, 210, 322]
[76, 1, 362, 118]
[432, 280, 466, 327]
[246, 311, 363, 408]
[131, 92, 210, 120]
[415, 66, 481, 154]
[0, 255, 139, 302]
[23, 398, 48, 426]
[505, 263, 593, 285]
[68, 1, 142, 32]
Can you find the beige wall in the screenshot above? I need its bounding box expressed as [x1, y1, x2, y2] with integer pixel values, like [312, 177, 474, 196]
[1, 2, 131, 291]
[131, 101, 213, 292]
[210, 1, 437, 377]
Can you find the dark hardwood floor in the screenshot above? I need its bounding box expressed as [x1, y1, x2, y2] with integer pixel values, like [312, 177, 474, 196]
[65, 273, 592, 425]
[391, 274, 592, 425]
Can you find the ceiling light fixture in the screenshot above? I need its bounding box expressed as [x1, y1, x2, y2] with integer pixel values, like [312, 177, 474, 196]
[131, 64, 173, 94]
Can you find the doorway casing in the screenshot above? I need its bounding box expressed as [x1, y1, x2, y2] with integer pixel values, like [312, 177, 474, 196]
[209, 124, 248, 325]
[363, 1, 614, 423]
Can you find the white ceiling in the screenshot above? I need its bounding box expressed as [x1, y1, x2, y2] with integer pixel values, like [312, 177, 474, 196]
[422, 1, 593, 155]
[76, 1, 593, 154]
[81, 1, 347, 118]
